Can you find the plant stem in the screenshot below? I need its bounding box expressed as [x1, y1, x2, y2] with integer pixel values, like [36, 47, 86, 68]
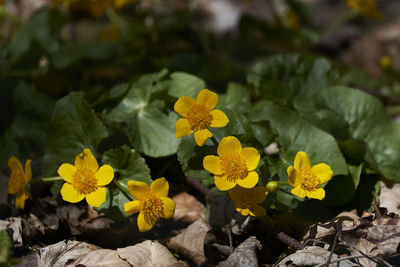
[32, 176, 63, 183]
[276, 181, 289, 185]
[322, 8, 359, 35]
[210, 135, 219, 147]
[113, 180, 134, 200]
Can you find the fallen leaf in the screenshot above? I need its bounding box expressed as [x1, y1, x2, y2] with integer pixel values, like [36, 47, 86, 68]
[118, 240, 186, 267]
[37, 240, 99, 267]
[353, 238, 382, 267]
[68, 249, 130, 267]
[216, 236, 261, 267]
[168, 219, 210, 266]
[172, 192, 206, 223]
[276, 246, 357, 267]
[0, 217, 22, 246]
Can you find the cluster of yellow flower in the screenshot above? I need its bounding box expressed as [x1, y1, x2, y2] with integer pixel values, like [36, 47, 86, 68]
[174, 89, 333, 217]
[8, 149, 175, 232]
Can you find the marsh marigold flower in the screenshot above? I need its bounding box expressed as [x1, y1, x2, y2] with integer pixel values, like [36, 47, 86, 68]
[203, 136, 260, 191]
[229, 186, 267, 217]
[174, 89, 229, 146]
[8, 157, 31, 209]
[58, 149, 114, 207]
[124, 178, 175, 232]
[347, 0, 382, 19]
[287, 151, 333, 200]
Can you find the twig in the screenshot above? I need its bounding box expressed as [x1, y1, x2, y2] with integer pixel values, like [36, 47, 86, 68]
[314, 254, 393, 267]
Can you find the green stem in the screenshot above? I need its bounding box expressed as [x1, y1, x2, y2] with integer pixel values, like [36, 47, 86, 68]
[280, 157, 291, 166]
[322, 8, 360, 35]
[276, 181, 289, 185]
[113, 180, 134, 200]
[32, 176, 63, 183]
[210, 135, 219, 147]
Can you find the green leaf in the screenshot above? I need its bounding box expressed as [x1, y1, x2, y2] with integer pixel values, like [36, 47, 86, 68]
[219, 82, 251, 114]
[317, 86, 400, 182]
[43, 92, 108, 176]
[51, 42, 115, 69]
[177, 136, 215, 187]
[106, 70, 180, 157]
[0, 230, 12, 264]
[250, 100, 348, 177]
[168, 72, 205, 98]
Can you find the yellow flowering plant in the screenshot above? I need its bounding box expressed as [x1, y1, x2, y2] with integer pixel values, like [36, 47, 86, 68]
[124, 178, 175, 232]
[174, 89, 229, 146]
[228, 186, 267, 217]
[53, 0, 137, 17]
[287, 151, 333, 200]
[58, 148, 114, 207]
[8, 157, 31, 209]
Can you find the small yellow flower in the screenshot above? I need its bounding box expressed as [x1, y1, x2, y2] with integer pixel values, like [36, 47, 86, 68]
[229, 186, 267, 217]
[58, 148, 114, 207]
[124, 178, 176, 232]
[380, 56, 392, 69]
[287, 151, 333, 200]
[203, 136, 260, 191]
[8, 157, 31, 209]
[347, 0, 382, 19]
[174, 89, 229, 146]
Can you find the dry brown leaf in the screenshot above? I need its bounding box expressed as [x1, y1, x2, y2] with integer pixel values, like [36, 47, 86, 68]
[37, 240, 100, 267]
[353, 238, 382, 267]
[68, 249, 130, 267]
[168, 219, 210, 266]
[276, 246, 357, 267]
[172, 192, 206, 223]
[118, 240, 186, 267]
[380, 182, 400, 215]
[0, 217, 22, 246]
[216, 236, 261, 267]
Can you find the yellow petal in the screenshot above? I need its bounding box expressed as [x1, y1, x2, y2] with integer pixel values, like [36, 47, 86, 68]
[294, 151, 311, 171]
[287, 166, 299, 187]
[24, 159, 32, 183]
[217, 136, 242, 158]
[194, 129, 213, 147]
[128, 180, 150, 200]
[75, 148, 99, 173]
[61, 183, 85, 203]
[203, 155, 223, 175]
[160, 197, 175, 219]
[312, 163, 333, 184]
[291, 185, 306, 199]
[249, 205, 266, 217]
[150, 178, 169, 198]
[249, 186, 267, 204]
[124, 200, 140, 215]
[196, 89, 218, 110]
[15, 191, 29, 210]
[237, 171, 258, 188]
[175, 118, 193, 138]
[215, 175, 236, 191]
[240, 147, 260, 171]
[86, 187, 107, 207]
[174, 96, 196, 117]
[137, 212, 157, 232]
[58, 163, 77, 183]
[306, 187, 325, 200]
[8, 156, 22, 172]
[237, 208, 250, 216]
[209, 110, 229, 128]
[8, 169, 24, 194]
[95, 165, 114, 186]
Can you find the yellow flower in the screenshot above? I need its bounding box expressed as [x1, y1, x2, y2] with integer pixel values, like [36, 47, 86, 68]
[124, 178, 176, 232]
[347, 0, 382, 19]
[229, 186, 267, 217]
[287, 151, 333, 200]
[203, 136, 260, 191]
[58, 148, 114, 207]
[53, 0, 136, 17]
[8, 157, 31, 209]
[174, 89, 229, 146]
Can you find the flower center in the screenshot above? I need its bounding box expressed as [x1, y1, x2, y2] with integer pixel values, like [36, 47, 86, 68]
[186, 104, 213, 131]
[71, 168, 98, 195]
[220, 153, 249, 182]
[298, 168, 319, 191]
[140, 193, 164, 223]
